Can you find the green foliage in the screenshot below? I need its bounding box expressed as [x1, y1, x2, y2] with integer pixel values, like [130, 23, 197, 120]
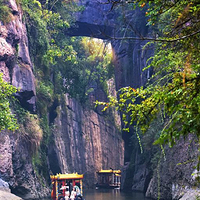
[20, 0, 77, 75]
[43, 34, 114, 103]
[12, 101, 28, 124]
[0, 0, 12, 23]
[20, 0, 113, 104]
[55, 37, 114, 103]
[0, 73, 18, 131]
[36, 80, 54, 117]
[36, 81, 53, 102]
[20, 0, 50, 71]
[196, 195, 200, 200]
[97, 0, 200, 150]
[31, 112, 55, 181]
[32, 149, 49, 184]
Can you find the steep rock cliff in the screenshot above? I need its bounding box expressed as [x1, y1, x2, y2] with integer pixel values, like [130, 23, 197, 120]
[65, 2, 200, 199]
[0, 0, 36, 112]
[145, 136, 199, 200]
[0, 0, 49, 198]
[0, 129, 50, 199]
[49, 94, 124, 188]
[1, 1, 198, 199]
[110, 7, 200, 200]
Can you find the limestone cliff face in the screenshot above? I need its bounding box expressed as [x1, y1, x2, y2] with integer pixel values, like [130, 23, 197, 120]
[0, 129, 50, 199]
[0, 0, 36, 112]
[0, 0, 49, 198]
[145, 136, 198, 200]
[49, 94, 124, 188]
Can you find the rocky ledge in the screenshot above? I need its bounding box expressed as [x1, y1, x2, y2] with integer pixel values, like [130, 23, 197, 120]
[0, 179, 23, 200]
[179, 189, 200, 200]
[0, 191, 23, 200]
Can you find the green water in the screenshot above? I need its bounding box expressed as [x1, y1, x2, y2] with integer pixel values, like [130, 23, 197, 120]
[83, 189, 150, 200]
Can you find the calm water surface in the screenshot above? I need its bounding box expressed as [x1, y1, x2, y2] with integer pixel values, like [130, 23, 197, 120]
[42, 189, 150, 200]
[83, 189, 149, 200]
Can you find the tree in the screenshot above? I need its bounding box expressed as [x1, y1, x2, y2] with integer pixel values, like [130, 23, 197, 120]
[97, 0, 200, 149]
[0, 73, 18, 131]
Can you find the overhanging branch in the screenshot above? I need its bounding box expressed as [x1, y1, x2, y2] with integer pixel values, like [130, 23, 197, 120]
[105, 29, 200, 42]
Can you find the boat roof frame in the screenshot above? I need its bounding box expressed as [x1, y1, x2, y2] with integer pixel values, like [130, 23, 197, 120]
[50, 173, 84, 180]
[97, 170, 121, 174]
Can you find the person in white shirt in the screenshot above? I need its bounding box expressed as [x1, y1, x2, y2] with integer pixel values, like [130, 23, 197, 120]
[65, 186, 70, 200]
[70, 187, 76, 200]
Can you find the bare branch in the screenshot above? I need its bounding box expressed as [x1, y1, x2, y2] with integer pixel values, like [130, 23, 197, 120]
[104, 29, 200, 42]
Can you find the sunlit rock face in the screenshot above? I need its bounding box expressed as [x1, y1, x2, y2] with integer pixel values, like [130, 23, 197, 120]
[0, 0, 46, 198]
[0, 0, 36, 113]
[0, 179, 10, 192]
[49, 94, 124, 187]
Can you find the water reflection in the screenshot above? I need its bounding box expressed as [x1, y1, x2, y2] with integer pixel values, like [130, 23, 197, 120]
[84, 189, 149, 200]
[40, 189, 150, 200]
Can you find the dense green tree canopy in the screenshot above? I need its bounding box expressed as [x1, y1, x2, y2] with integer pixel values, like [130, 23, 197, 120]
[98, 0, 200, 147]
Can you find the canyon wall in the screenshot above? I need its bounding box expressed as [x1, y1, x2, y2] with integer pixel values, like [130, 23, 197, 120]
[0, 0, 198, 199]
[145, 136, 199, 200]
[49, 94, 124, 188]
[0, 0, 49, 198]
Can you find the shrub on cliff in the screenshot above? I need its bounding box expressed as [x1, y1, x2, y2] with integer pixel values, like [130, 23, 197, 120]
[0, 0, 12, 23]
[0, 73, 18, 131]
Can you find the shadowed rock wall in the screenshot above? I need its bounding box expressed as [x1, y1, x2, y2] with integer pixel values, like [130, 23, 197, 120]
[145, 136, 199, 200]
[67, 0, 114, 39]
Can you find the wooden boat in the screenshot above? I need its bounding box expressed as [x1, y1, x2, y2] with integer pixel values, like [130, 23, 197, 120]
[50, 173, 84, 200]
[96, 169, 121, 189]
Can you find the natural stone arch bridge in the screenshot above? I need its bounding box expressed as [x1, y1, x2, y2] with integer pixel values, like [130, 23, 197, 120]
[67, 0, 115, 39]
[67, 0, 151, 91]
